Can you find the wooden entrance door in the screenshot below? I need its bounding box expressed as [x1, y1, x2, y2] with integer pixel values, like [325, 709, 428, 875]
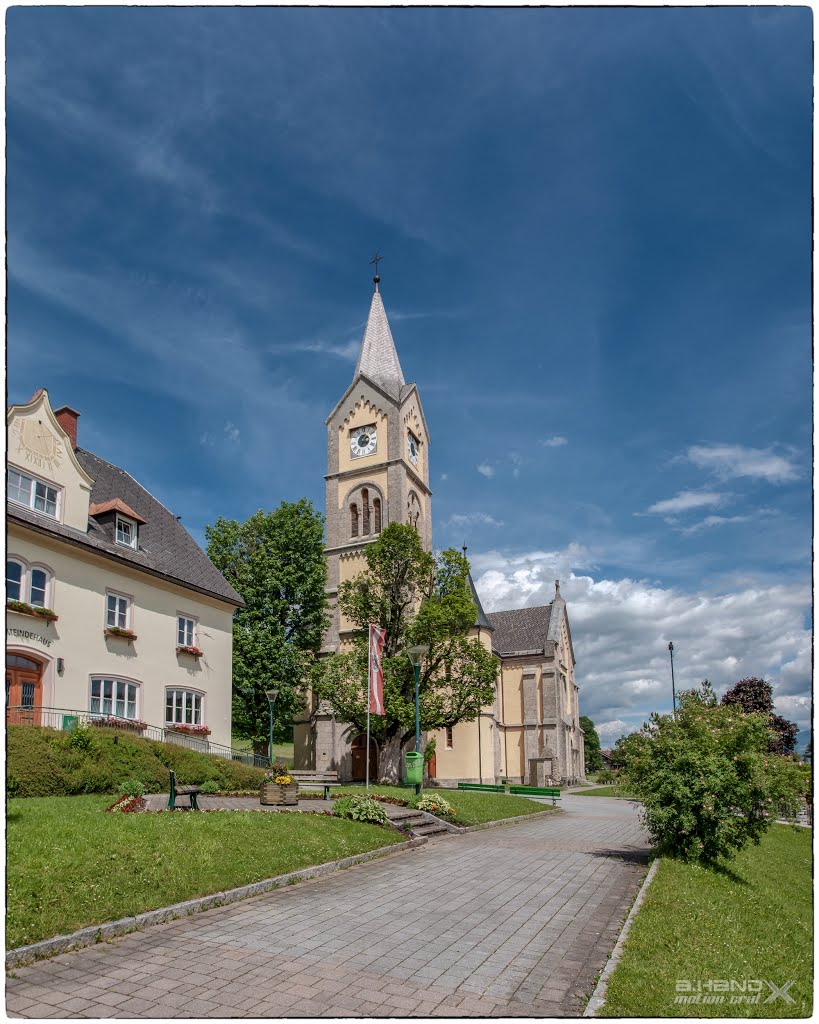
[350, 734, 378, 782]
[6, 654, 43, 725]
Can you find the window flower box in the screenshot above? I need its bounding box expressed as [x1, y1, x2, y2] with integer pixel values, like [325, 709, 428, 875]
[165, 723, 211, 737]
[176, 645, 203, 658]
[104, 626, 137, 641]
[7, 599, 58, 623]
[90, 715, 147, 734]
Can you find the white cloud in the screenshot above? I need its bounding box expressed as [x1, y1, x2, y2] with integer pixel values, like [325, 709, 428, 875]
[224, 421, 240, 444]
[199, 432, 214, 447]
[679, 514, 751, 535]
[440, 473, 449, 482]
[686, 443, 800, 483]
[270, 337, 360, 362]
[472, 546, 812, 735]
[447, 512, 504, 528]
[540, 436, 568, 448]
[595, 720, 631, 743]
[645, 490, 726, 515]
[477, 463, 495, 478]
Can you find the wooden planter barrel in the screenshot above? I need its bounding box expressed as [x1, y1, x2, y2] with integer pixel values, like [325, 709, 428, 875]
[260, 782, 299, 806]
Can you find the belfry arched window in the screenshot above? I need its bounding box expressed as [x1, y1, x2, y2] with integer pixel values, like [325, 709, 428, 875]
[362, 489, 370, 536]
[407, 492, 421, 531]
[350, 503, 359, 538]
[373, 498, 382, 534]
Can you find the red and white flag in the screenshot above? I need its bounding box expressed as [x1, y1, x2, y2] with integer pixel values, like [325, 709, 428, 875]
[368, 624, 387, 715]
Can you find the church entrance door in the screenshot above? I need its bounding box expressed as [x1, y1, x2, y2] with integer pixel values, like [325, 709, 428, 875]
[6, 654, 44, 726]
[351, 734, 378, 782]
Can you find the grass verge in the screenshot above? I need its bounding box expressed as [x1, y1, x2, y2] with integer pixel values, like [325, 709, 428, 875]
[600, 825, 812, 1018]
[6, 795, 399, 948]
[336, 784, 557, 825]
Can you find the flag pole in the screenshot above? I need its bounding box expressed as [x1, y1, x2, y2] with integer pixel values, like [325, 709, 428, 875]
[366, 625, 371, 792]
[366, 706, 371, 792]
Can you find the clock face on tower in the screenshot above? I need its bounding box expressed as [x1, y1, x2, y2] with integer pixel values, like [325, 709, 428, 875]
[350, 425, 377, 458]
[407, 431, 419, 466]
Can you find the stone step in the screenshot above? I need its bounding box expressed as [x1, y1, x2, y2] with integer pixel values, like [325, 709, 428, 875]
[411, 822, 450, 837]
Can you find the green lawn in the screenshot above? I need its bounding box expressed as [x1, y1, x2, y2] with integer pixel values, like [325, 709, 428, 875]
[336, 784, 557, 825]
[573, 785, 635, 798]
[6, 795, 399, 948]
[230, 737, 294, 765]
[600, 825, 812, 1018]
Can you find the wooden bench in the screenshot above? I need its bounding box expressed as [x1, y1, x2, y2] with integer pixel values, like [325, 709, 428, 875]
[289, 769, 340, 800]
[167, 769, 201, 811]
[457, 782, 507, 793]
[509, 785, 561, 805]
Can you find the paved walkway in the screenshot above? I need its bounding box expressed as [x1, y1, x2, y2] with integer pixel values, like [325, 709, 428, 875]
[6, 796, 649, 1018]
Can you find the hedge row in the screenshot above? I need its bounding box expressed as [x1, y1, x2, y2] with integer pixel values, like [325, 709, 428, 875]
[7, 726, 269, 798]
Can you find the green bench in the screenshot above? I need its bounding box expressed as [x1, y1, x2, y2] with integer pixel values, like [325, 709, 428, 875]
[509, 785, 561, 805]
[457, 782, 507, 793]
[168, 769, 201, 811]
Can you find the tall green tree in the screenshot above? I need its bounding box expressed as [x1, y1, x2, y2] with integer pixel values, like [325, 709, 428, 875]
[206, 500, 327, 758]
[721, 676, 798, 756]
[580, 715, 603, 773]
[313, 522, 498, 782]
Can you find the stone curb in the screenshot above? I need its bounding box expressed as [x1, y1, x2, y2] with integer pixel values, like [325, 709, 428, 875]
[5, 837, 426, 969]
[582, 856, 661, 1017]
[447, 807, 563, 833]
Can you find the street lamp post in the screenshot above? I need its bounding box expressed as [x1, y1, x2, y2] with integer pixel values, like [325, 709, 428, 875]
[668, 642, 676, 716]
[265, 688, 279, 767]
[407, 645, 429, 796]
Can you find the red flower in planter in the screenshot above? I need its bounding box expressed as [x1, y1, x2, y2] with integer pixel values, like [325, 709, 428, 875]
[176, 645, 204, 657]
[166, 723, 211, 736]
[105, 626, 138, 641]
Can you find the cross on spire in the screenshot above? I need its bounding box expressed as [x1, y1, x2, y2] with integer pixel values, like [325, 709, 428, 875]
[370, 251, 383, 288]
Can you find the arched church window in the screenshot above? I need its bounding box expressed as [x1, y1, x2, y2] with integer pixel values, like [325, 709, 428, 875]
[362, 489, 370, 536]
[407, 492, 421, 531]
[350, 503, 359, 538]
[373, 498, 382, 534]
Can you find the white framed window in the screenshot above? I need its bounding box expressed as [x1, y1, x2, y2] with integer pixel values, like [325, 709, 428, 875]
[115, 515, 137, 549]
[106, 591, 132, 629]
[177, 615, 197, 647]
[6, 559, 23, 602]
[6, 558, 53, 608]
[165, 688, 203, 726]
[445, 725, 454, 750]
[8, 468, 59, 519]
[90, 678, 139, 720]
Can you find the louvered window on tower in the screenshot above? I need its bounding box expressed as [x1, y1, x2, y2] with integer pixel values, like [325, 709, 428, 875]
[350, 503, 359, 538]
[362, 489, 370, 535]
[373, 498, 382, 534]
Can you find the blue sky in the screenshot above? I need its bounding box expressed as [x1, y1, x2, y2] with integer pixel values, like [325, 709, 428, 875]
[7, 7, 812, 745]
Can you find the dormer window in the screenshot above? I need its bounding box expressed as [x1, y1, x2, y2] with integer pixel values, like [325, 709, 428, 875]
[8, 468, 59, 519]
[116, 515, 137, 549]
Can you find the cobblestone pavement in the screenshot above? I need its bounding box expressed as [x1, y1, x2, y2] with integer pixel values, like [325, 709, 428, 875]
[6, 795, 649, 1018]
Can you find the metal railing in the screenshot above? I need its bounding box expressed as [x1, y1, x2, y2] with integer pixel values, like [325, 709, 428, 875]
[6, 706, 270, 768]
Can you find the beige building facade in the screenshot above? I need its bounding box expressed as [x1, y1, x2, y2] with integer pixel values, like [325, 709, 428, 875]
[6, 390, 242, 752]
[295, 280, 586, 786]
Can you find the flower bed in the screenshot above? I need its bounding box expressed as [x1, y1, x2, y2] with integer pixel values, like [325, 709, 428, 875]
[106, 794, 146, 814]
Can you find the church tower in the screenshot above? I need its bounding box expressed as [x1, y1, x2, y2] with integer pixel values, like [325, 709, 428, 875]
[323, 271, 432, 653]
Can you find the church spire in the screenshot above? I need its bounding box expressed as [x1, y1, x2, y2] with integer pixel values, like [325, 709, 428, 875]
[354, 264, 405, 399]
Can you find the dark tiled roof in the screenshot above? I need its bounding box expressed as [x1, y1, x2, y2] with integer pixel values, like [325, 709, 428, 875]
[487, 604, 553, 656]
[468, 572, 494, 631]
[8, 448, 243, 607]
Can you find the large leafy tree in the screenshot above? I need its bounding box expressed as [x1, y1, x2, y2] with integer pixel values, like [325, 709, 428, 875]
[313, 522, 498, 782]
[580, 715, 603, 773]
[721, 676, 798, 756]
[206, 501, 327, 758]
[618, 682, 804, 864]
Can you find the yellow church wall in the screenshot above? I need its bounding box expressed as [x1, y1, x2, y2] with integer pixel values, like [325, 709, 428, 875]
[499, 663, 525, 725]
[338, 403, 390, 475]
[337, 468, 389, 510]
[337, 552, 367, 634]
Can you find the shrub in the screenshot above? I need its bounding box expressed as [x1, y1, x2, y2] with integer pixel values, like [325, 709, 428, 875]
[66, 722, 96, 754]
[618, 682, 805, 864]
[200, 780, 221, 794]
[6, 773, 21, 798]
[118, 778, 146, 797]
[595, 769, 618, 784]
[332, 795, 388, 825]
[410, 794, 456, 819]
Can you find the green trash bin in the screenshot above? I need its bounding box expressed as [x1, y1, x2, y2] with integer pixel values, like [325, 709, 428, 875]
[404, 751, 423, 786]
